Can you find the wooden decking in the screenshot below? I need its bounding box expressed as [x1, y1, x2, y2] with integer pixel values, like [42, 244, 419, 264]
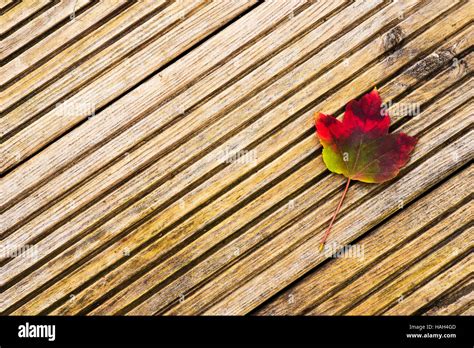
[0, 0, 472, 316]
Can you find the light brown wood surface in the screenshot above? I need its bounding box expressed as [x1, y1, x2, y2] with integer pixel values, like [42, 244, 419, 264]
[0, 0, 472, 315]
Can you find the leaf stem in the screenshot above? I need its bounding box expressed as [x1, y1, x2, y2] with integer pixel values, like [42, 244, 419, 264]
[319, 177, 351, 251]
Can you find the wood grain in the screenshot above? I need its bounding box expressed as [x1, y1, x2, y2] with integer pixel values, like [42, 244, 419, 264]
[0, 0, 257, 172]
[256, 164, 473, 315]
[0, 0, 49, 37]
[1, 0, 169, 134]
[0, 0, 99, 62]
[165, 105, 473, 316]
[0, 0, 472, 316]
[385, 254, 473, 315]
[1, 0, 442, 311]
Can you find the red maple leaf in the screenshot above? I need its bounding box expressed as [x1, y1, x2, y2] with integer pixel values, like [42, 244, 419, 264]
[315, 88, 417, 249]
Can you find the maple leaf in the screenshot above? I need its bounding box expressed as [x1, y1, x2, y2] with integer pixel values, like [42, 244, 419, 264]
[314, 88, 417, 249]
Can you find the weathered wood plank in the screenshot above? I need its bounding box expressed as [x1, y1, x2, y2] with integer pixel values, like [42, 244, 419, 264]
[0, 0, 49, 37]
[0, 0, 470, 317]
[0, 0, 317, 248]
[306, 204, 472, 314]
[1, 0, 170, 135]
[51, 82, 473, 315]
[30, 45, 474, 315]
[344, 230, 472, 315]
[256, 165, 473, 315]
[0, 0, 92, 62]
[0, 0, 259, 173]
[55, 68, 473, 315]
[0, 0, 422, 310]
[0, 0, 470, 316]
[384, 255, 473, 315]
[423, 279, 473, 315]
[3, 0, 466, 242]
[185, 131, 472, 315]
[0, 0, 341, 202]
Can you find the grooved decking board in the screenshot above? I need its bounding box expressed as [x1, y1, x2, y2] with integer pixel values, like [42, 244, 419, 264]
[306, 206, 472, 315]
[0, 0, 96, 62]
[1, 0, 170, 133]
[385, 254, 472, 315]
[0, 0, 257, 172]
[255, 164, 473, 315]
[0, 0, 50, 37]
[0, 0, 472, 316]
[56, 67, 473, 315]
[423, 279, 473, 315]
